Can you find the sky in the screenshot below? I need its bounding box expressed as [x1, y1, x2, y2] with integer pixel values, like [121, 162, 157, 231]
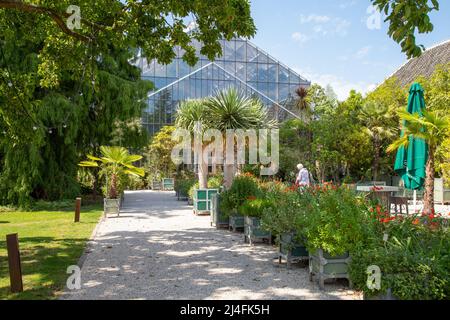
[249, 0, 450, 100]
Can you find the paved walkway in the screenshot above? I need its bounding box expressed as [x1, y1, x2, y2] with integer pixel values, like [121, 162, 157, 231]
[62, 191, 360, 300]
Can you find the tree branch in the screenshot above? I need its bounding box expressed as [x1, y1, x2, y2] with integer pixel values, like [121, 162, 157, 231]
[0, 0, 92, 42]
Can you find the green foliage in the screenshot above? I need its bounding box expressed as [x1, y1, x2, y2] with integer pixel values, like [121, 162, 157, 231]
[371, 0, 439, 58]
[219, 174, 261, 216]
[79, 146, 144, 199]
[349, 214, 449, 300]
[296, 185, 373, 256]
[239, 198, 273, 218]
[144, 126, 178, 183]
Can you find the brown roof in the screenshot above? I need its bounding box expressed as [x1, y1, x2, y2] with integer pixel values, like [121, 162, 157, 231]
[390, 40, 450, 87]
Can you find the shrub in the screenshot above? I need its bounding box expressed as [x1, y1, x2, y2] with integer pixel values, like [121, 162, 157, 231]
[188, 173, 224, 199]
[349, 211, 450, 300]
[239, 198, 274, 218]
[219, 174, 261, 216]
[296, 184, 373, 256]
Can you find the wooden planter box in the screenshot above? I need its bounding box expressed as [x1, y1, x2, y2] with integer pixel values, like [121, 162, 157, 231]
[104, 198, 120, 218]
[309, 249, 351, 290]
[193, 189, 219, 215]
[244, 216, 271, 245]
[176, 189, 189, 201]
[229, 215, 244, 232]
[210, 194, 229, 229]
[151, 180, 162, 190]
[162, 178, 175, 191]
[278, 232, 308, 268]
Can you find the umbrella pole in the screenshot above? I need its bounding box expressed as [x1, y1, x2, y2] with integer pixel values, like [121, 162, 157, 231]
[413, 190, 417, 213]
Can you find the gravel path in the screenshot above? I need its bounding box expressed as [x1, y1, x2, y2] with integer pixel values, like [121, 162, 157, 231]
[61, 191, 361, 300]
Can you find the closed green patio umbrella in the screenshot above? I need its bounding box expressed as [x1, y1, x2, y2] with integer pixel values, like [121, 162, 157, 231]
[394, 83, 428, 190]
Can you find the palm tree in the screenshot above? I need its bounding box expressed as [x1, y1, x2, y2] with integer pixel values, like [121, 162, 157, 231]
[206, 88, 276, 188]
[174, 99, 210, 189]
[358, 101, 396, 180]
[295, 86, 311, 122]
[79, 146, 144, 199]
[388, 110, 449, 214]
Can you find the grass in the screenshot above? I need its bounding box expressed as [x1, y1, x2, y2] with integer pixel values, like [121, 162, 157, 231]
[0, 203, 102, 300]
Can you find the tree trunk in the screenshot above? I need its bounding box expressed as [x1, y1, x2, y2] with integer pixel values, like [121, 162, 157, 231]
[109, 173, 118, 199]
[223, 164, 235, 189]
[423, 149, 435, 214]
[198, 163, 208, 189]
[373, 137, 380, 181]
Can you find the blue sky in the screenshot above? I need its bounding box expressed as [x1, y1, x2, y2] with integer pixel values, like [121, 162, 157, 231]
[249, 0, 450, 100]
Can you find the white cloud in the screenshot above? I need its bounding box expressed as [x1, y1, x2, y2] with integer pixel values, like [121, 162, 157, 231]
[300, 14, 331, 24]
[355, 46, 371, 59]
[297, 14, 351, 38]
[339, 0, 358, 9]
[294, 67, 377, 101]
[291, 32, 310, 44]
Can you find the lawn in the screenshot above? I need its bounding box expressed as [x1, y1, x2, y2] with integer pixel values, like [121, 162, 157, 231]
[0, 204, 102, 300]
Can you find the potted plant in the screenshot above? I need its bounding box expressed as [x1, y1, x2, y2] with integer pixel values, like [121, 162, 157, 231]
[219, 174, 262, 233]
[175, 178, 196, 201]
[240, 198, 272, 245]
[79, 146, 144, 217]
[350, 211, 449, 300]
[190, 174, 223, 215]
[297, 184, 370, 289]
[210, 193, 229, 229]
[260, 183, 309, 266]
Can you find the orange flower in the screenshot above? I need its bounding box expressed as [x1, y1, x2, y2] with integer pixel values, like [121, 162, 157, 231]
[412, 219, 420, 225]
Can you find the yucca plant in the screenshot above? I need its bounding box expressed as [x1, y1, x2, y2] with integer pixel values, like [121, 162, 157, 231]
[388, 110, 449, 214]
[206, 88, 276, 188]
[79, 146, 144, 199]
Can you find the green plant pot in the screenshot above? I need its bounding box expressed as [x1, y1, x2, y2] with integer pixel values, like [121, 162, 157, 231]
[162, 178, 174, 191]
[229, 215, 244, 232]
[309, 249, 351, 290]
[210, 194, 229, 228]
[278, 232, 308, 267]
[244, 216, 271, 245]
[193, 189, 219, 215]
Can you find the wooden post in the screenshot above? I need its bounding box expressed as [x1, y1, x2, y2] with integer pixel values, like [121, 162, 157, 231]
[74, 197, 81, 222]
[6, 233, 23, 293]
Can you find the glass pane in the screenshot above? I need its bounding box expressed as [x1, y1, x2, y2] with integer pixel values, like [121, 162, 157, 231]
[268, 82, 277, 101]
[279, 83, 289, 100]
[289, 71, 301, 84]
[268, 64, 277, 82]
[167, 61, 177, 77]
[247, 63, 257, 82]
[236, 41, 246, 61]
[224, 61, 236, 75]
[224, 40, 235, 60]
[179, 59, 190, 77]
[279, 66, 289, 83]
[258, 64, 268, 82]
[247, 43, 258, 62]
[155, 63, 166, 77]
[257, 50, 268, 63]
[236, 62, 246, 80]
[257, 82, 268, 95]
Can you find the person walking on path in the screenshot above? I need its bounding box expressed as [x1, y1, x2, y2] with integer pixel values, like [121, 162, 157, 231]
[296, 163, 310, 187]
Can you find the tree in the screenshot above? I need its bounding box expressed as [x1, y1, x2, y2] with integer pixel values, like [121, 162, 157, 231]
[79, 146, 144, 199]
[371, 0, 440, 58]
[0, 0, 256, 205]
[144, 125, 178, 182]
[206, 88, 275, 188]
[388, 110, 449, 214]
[174, 99, 210, 189]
